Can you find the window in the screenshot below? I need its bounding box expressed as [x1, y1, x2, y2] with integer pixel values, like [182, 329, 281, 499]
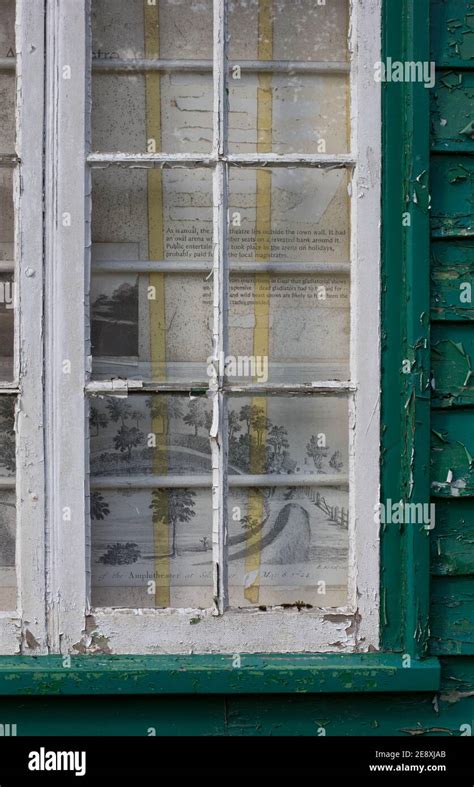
[3, 0, 381, 655]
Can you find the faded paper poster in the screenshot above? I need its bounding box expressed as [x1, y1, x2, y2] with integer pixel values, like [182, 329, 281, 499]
[90, 0, 350, 609]
[90, 392, 349, 608]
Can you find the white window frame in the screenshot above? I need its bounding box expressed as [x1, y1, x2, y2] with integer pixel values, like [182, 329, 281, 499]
[44, 0, 381, 655]
[0, 0, 47, 654]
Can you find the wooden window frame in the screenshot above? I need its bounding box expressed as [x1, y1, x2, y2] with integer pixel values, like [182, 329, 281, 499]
[0, 0, 441, 692]
[0, 0, 47, 654]
[42, 0, 381, 655]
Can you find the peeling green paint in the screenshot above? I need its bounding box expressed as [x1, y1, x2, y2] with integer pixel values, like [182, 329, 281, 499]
[431, 499, 474, 576]
[431, 157, 474, 238]
[432, 332, 474, 406]
[431, 241, 474, 321]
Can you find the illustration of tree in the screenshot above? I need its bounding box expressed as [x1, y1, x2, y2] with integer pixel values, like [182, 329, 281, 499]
[329, 450, 344, 473]
[239, 405, 254, 435]
[306, 435, 328, 471]
[106, 398, 132, 425]
[241, 513, 261, 534]
[131, 409, 144, 430]
[168, 398, 184, 422]
[113, 424, 144, 461]
[98, 542, 141, 565]
[267, 425, 289, 457]
[183, 399, 206, 437]
[90, 491, 110, 521]
[228, 410, 241, 443]
[90, 406, 109, 437]
[251, 410, 271, 447]
[150, 488, 196, 557]
[200, 536, 210, 551]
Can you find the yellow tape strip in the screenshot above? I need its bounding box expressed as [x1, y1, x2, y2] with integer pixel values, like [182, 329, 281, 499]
[144, 0, 169, 607]
[245, 0, 273, 604]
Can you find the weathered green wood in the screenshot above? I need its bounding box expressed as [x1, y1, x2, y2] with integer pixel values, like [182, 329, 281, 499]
[381, 0, 432, 658]
[0, 659, 468, 736]
[431, 156, 474, 238]
[380, 0, 406, 653]
[431, 71, 474, 154]
[431, 0, 474, 67]
[402, 0, 433, 660]
[431, 241, 474, 321]
[0, 655, 441, 696]
[432, 324, 474, 406]
[431, 410, 474, 496]
[431, 499, 474, 575]
[430, 577, 474, 654]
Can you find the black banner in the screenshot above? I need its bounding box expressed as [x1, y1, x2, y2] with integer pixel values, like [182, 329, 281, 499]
[0, 736, 471, 783]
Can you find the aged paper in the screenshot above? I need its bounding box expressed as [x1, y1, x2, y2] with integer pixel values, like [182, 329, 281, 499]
[90, 0, 351, 608]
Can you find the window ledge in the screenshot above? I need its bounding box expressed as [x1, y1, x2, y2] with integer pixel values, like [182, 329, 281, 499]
[0, 654, 441, 695]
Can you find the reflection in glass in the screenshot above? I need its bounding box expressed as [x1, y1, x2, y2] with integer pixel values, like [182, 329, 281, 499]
[0, 396, 15, 478]
[0, 395, 16, 610]
[229, 74, 349, 154]
[228, 486, 348, 608]
[0, 274, 14, 382]
[91, 487, 213, 608]
[229, 168, 350, 264]
[92, 168, 213, 261]
[228, 0, 349, 62]
[92, 0, 213, 154]
[228, 273, 350, 383]
[0, 0, 15, 155]
[92, 73, 213, 154]
[92, 0, 213, 61]
[91, 271, 212, 381]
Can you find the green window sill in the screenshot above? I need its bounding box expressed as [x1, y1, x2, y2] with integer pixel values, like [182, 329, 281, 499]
[0, 654, 440, 695]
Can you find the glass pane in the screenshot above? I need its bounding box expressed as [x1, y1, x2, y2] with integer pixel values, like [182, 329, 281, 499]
[229, 485, 348, 607]
[92, 73, 213, 154]
[0, 273, 14, 381]
[228, 273, 349, 383]
[228, 0, 349, 62]
[229, 73, 349, 154]
[92, 0, 213, 154]
[227, 396, 349, 477]
[0, 169, 14, 257]
[91, 487, 212, 608]
[0, 170, 14, 381]
[91, 167, 213, 382]
[229, 168, 350, 264]
[0, 0, 16, 155]
[90, 395, 212, 478]
[91, 271, 212, 382]
[0, 396, 16, 610]
[92, 0, 213, 60]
